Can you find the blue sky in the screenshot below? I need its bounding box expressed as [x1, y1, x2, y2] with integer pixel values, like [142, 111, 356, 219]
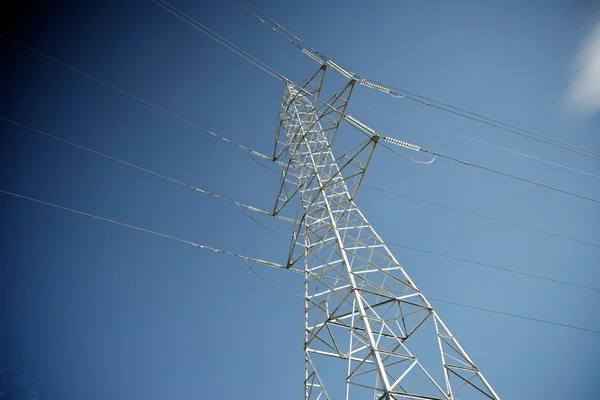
[1, 0, 599, 398]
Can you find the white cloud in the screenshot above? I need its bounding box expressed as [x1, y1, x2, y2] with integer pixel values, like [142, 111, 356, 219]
[565, 19, 600, 118]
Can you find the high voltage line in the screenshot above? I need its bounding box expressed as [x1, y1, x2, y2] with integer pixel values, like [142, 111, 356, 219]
[232, 0, 600, 162]
[2, 36, 598, 248]
[2, 116, 599, 295]
[362, 106, 600, 180]
[1, 187, 599, 336]
[3, 31, 598, 205]
[148, 0, 600, 204]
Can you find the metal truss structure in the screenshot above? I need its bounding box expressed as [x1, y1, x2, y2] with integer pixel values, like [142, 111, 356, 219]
[273, 66, 499, 400]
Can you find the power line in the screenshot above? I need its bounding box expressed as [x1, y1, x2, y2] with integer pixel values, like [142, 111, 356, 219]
[0, 35, 286, 167]
[363, 184, 600, 248]
[364, 105, 600, 180]
[148, 3, 600, 205]
[6, 115, 597, 295]
[234, 0, 600, 162]
[386, 242, 600, 293]
[445, 131, 600, 180]
[7, 32, 597, 207]
[1, 187, 598, 335]
[0, 116, 295, 224]
[152, 0, 286, 81]
[4, 34, 598, 246]
[429, 298, 600, 335]
[5, 115, 597, 294]
[0, 188, 285, 270]
[427, 148, 600, 204]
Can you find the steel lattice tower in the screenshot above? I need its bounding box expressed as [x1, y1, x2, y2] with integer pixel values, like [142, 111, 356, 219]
[273, 67, 499, 400]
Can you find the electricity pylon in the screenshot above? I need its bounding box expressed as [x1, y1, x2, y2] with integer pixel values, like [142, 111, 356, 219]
[273, 66, 499, 400]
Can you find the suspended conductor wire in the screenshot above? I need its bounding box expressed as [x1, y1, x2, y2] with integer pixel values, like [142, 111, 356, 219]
[0, 116, 294, 224]
[429, 149, 600, 204]
[381, 136, 600, 204]
[10, 30, 592, 206]
[152, 1, 284, 81]
[364, 184, 600, 248]
[429, 298, 600, 335]
[446, 131, 600, 180]
[387, 242, 600, 293]
[10, 102, 593, 292]
[362, 105, 600, 180]
[0, 188, 284, 268]
[0, 35, 286, 168]
[233, 0, 600, 162]
[5, 116, 597, 294]
[242, 258, 304, 298]
[152, 0, 356, 129]
[5, 33, 598, 245]
[3, 187, 600, 334]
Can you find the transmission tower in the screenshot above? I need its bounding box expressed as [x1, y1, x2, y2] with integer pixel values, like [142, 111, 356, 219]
[273, 66, 499, 400]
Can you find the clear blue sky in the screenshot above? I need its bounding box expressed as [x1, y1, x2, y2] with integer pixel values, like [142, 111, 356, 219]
[1, 0, 599, 398]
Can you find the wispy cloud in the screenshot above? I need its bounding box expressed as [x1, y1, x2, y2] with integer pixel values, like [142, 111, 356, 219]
[565, 18, 600, 118]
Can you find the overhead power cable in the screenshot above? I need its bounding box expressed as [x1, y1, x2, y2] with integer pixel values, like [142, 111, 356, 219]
[0, 117, 295, 224]
[4, 115, 596, 294]
[0, 189, 288, 271]
[7, 28, 596, 206]
[1, 187, 598, 335]
[386, 242, 600, 293]
[4, 35, 598, 247]
[379, 134, 600, 205]
[362, 105, 600, 180]
[6, 115, 597, 293]
[445, 131, 600, 180]
[233, 0, 600, 162]
[429, 298, 600, 335]
[148, 2, 600, 204]
[152, 0, 286, 81]
[0, 35, 286, 168]
[364, 184, 600, 248]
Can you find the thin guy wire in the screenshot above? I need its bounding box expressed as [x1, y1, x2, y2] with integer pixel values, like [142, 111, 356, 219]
[0, 116, 295, 223]
[363, 184, 600, 248]
[5, 34, 598, 246]
[2, 188, 598, 335]
[387, 242, 600, 293]
[234, 0, 600, 161]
